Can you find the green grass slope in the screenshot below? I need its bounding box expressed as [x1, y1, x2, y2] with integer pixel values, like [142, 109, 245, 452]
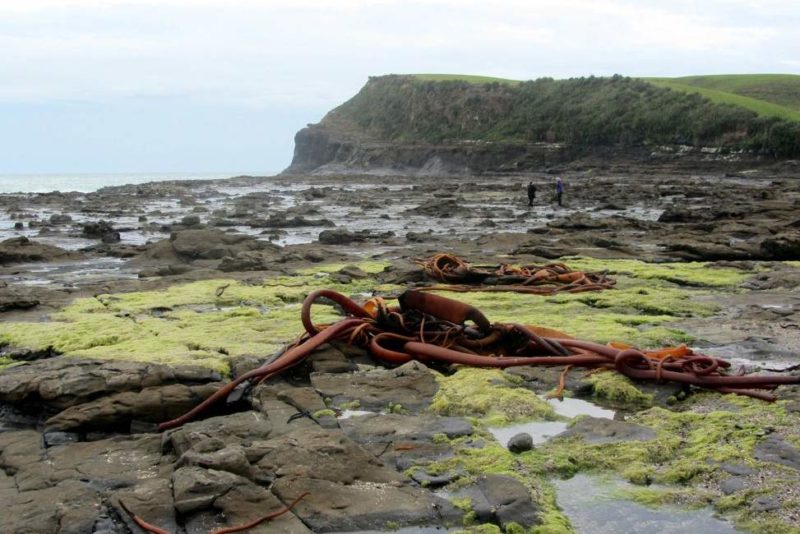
[642, 75, 800, 121]
[413, 73, 520, 85]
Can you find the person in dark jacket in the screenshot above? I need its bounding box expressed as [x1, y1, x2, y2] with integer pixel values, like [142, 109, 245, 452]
[527, 181, 537, 206]
[555, 177, 565, 206]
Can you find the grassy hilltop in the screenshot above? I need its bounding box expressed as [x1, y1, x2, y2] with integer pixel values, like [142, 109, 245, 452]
[321, 73, 800, 157]
[643, 74, 800, 122]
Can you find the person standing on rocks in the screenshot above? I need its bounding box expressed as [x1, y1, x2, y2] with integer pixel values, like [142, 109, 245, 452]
[527, 181, 537, 207]
[555, 176, 565, 207]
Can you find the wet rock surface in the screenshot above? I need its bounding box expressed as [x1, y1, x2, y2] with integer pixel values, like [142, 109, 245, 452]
[0, 236, 78, 264]
[0, 358, 474, 533]
[310, 360, 439, 412]
[1, 166, 800, 532]
[0, 358, 221, 410]
[456, 474, 541, 529]
[556, 416, 657, 444]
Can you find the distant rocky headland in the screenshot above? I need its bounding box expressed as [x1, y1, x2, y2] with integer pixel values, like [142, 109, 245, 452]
[286, 74, 800, 176]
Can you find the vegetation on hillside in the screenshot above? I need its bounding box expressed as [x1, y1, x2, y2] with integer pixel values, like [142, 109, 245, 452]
[323, 74, 800, 157]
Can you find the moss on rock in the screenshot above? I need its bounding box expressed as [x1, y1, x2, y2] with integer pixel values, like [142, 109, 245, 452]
[429, 368, 558, 426]
[585, 372, 655, 407]
[0, 261, 396, 373]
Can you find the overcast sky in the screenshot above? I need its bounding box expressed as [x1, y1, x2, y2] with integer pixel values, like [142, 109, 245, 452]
[1, 0, 798, 174]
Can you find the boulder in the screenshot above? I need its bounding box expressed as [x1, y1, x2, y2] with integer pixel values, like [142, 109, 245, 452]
[82, 220, 118, 241]
[460, 474, 540, 529]
[0, 289, 39, 312]
[49, 214, 73, 225]
[760, 234, 800, 260]
[141, 228, 279, 263]
[0, 236, 76, 264]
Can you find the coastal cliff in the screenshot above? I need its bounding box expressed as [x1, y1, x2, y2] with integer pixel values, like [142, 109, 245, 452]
[285, 74, 800, 175]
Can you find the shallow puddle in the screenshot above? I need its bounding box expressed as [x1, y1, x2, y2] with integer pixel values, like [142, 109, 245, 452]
[488, 421, 569, 447]
[554, 474, 741, 533]
[338, 409, 376, 419]
[488, 395, 615, 447]
[544, 396, 616, 419]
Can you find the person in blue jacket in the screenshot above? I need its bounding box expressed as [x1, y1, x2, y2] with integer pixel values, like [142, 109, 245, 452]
[555, 176, 565, 207]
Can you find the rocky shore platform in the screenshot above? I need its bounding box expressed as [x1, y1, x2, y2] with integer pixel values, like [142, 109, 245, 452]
[1, 162, 799, 533]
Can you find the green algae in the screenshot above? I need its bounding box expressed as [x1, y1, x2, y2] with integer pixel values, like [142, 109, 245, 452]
[562, 257, 752, 288]
[429, 368, 558, 426]
[427, 433, 573, 533]
[513, 393, 799, 531]
[522, 399, 783, 481]
[585, 372, 655, 407]
[621, 462, 656, 485]
[611, 485, 710, 509]
[0, 261, 400, 372]
[428, 281, 706, 348]
[454, 525, 502, 534]
[295, 260, 389, 276]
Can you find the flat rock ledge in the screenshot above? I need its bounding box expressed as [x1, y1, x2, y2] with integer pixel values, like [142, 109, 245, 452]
[0, 356, 482, 533]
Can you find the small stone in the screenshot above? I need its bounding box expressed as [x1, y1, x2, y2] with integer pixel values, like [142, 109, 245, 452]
[752, 496, 780, 512]
[508, 432, 534, 453]
[719, 462, 755, 476]
[719, 476, 747, 495]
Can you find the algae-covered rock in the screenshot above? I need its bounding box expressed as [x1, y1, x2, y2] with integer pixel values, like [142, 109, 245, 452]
[429, 367, 557, 426]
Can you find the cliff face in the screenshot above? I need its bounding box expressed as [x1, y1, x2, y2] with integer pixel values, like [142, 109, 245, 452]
[286, 125, 580, 176]
[285, 75, 800, 175]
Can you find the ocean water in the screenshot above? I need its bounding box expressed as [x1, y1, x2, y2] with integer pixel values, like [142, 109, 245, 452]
[0, 173, 269, 194]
